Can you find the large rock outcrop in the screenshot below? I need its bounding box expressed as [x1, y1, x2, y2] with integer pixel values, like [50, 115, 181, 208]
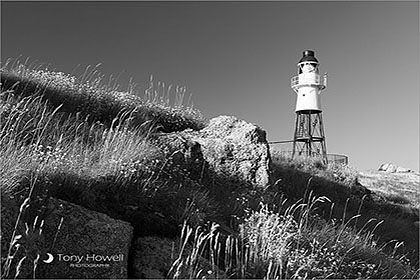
[147, 115, 271, 227]
[187, 115, 271, 189]
[155, 115, 271, 189]
[1, 196, 133, 279]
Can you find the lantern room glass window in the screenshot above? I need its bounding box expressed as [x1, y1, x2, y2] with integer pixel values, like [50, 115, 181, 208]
[298, 62, 319, 74]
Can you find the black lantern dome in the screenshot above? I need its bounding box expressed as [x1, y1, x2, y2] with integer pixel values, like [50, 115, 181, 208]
[298, 50, 319, 64]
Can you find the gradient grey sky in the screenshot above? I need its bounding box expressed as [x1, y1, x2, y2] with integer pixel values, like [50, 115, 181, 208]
[1, 1, 419, 171]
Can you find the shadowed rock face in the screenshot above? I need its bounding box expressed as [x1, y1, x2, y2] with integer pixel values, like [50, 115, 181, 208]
[1, 196, 133, 279]
[187, 115, 271, 189]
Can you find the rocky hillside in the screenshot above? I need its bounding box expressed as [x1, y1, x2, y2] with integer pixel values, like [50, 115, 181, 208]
[1, 63, 418, 279]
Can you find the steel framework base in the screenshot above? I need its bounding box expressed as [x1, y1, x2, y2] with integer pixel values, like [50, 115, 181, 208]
[292, 111, 327, 163]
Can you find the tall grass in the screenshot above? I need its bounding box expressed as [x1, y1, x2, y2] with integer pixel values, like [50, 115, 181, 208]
[0, 61, 208, 278]
[169, 193, 418, 279]
[0, 92, 154, 195]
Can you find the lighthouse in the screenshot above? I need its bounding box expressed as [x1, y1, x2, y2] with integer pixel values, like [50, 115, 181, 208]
[291, 50, 328, 163]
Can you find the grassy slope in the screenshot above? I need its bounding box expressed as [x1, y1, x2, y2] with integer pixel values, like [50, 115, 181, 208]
[1, 62, 418, 279]
[358, 170, 420, 208]
[0, 64, 206, 132]
[270, 153, 419, 267]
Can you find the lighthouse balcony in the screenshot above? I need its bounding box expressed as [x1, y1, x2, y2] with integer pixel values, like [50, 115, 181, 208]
[291, 74, 327, 90]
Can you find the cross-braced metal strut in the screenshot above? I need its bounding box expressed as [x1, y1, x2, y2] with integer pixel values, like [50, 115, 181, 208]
[292, 111, 327, 163]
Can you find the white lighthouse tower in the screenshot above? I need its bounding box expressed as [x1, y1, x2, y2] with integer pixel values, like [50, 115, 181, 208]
[291, 50, 328, 162]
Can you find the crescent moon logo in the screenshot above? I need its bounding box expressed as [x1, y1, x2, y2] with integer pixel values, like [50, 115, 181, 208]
[43, 253, 54, 264]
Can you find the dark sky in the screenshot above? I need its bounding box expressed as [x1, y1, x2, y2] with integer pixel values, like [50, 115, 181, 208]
[1, 1, 419, 171]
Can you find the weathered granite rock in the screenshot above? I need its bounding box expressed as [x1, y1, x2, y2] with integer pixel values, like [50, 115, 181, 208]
[1, 195, 133, 279]
[154, 115, 271, 190]
[189, 115, 271, 189]
[378, 162, 411, 173]
[396, 166, 412, 173]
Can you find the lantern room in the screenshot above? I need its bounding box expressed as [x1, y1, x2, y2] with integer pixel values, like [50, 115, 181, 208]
[291, 50, 327, 113]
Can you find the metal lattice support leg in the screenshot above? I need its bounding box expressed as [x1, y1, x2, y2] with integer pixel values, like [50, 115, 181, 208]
[318, 113, 328, 164]
[292, 111, 327, 163]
